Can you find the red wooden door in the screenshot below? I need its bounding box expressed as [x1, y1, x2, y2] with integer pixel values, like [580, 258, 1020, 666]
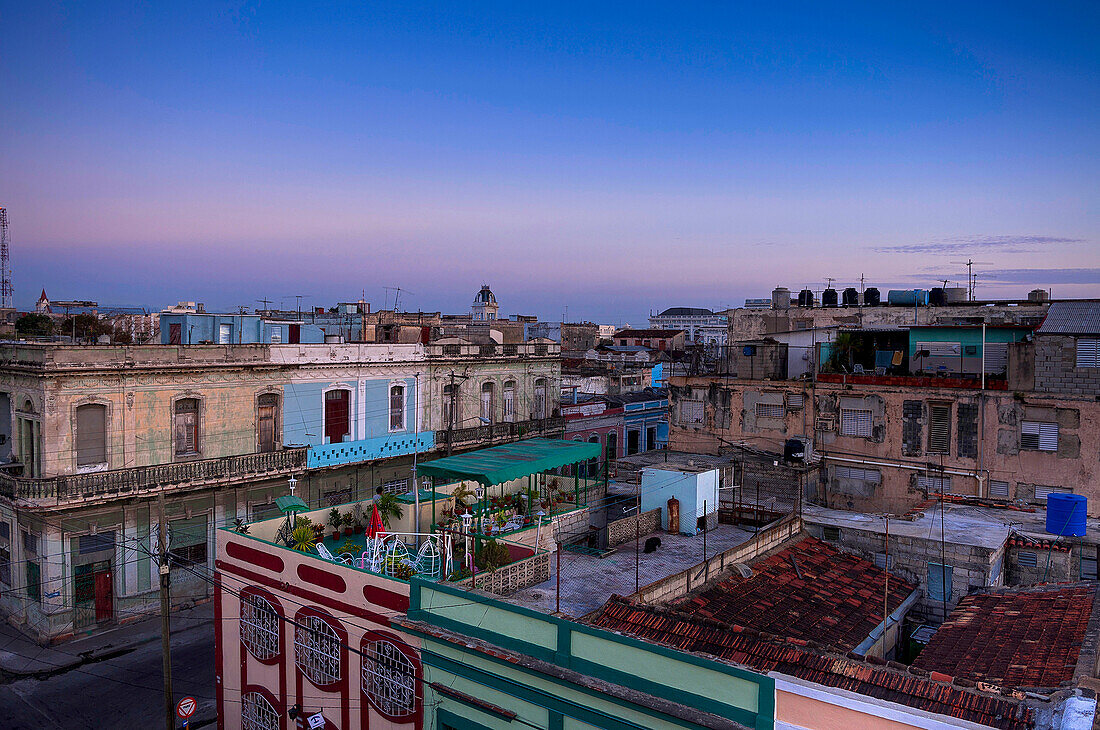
[324, 390, 349, 443]
[94, 570, 113, 622]
[289, 324, 301, 344]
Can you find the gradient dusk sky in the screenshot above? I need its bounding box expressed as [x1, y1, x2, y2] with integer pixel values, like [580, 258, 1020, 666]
[2, 2, 1097, 324]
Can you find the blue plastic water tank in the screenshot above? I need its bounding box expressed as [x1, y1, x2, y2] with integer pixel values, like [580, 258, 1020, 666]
[1046, 493, 1087, 537]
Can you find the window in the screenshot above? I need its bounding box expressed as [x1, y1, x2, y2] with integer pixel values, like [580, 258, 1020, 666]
[679, 400, 704, 425]
[170, 515, 208, 568]
[389, 384, 405, 431]
[1022, 421, 1058, 451]
[874, 552, 894, 570]
[989, 480, 1010, 498]
[240, 593, 280, 661]
[835, 466, 881, 484]
[257, 394, 278, 453]
[0, 521, 9, 586]
[502, 381, 515, 423]
[1034, 484, 1072, 499]
[480, 382, 494, 424]
[755, 403, 784, 420]
[533, 379, 547, 420]
[173, 399, 200, 456]
[822, 526, 840, 541]
[241, 692, 279, 730]
[362, 640, 416, 717]
[917, 474, 952, 494]
[324, 389, 350, 444]
[606, 432, 617, 461]
[78, 531, 116, 555]
[270, 328, 282, 344]
[24, 531, 39, 601]
[218, 323, 232, 344]
[250, 502, 279, 522]
[295, 614, 341, 686]
[1017, 551, 1038, 568]
[786, 393, 804, 410]
[1077, 339, 1100, 368]
[839, 408, 872, 437]
[381, 478, 409, 495]
[927, 562, 953, 603]
[928, 404, 951, 454]
[75, 403, 107, 466]
[1081, 548, 1098, 581]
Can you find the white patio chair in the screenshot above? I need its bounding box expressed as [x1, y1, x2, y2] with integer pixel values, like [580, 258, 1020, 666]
[316, 543, 353, 566]
[357, 536, 385, 572]
[409, 539, 443, 579]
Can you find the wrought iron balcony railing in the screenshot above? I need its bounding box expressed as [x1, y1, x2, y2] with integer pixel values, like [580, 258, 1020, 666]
[438, 417, 566, 452]
[0, 447, 308, 504]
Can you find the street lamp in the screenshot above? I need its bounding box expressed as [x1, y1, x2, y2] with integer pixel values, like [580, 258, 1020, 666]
[287, 476, 298, 496]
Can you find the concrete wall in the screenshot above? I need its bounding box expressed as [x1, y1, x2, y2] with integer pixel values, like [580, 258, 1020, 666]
[1035, 335, 1100, 396]
[639, 468, 719, 535]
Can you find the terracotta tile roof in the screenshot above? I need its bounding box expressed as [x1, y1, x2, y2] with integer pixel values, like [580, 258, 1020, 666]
[589, 597, 1032, 730]
[669, 535, 916, 652]
[912, 584, 1097, 689]
[1008, 535, 1071, 553]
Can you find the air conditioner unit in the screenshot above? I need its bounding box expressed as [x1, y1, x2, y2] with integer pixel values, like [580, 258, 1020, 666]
[815, 416, 835, 432]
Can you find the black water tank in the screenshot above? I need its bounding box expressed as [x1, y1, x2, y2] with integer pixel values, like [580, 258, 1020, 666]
[929, 287, 946, 307]
[784, 438, 806, 462]
[842, 287, 859, 307]
[798, 289, 814, 307]
[821, 289, 838, 307]
[864, 287, 880, 306]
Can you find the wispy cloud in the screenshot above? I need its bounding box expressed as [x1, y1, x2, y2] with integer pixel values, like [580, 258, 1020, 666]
[874, 235, 1085, 255]
[979, 268, 1100, 285]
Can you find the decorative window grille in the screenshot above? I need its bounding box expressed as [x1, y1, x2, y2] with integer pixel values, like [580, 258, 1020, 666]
[928, 404, 951, 454]
[502, 381, 515, 422]
[362, 640, 416, 717]
[295, 615, 341, 686]
[1021, 421, 1058, 451]
[381, 478, 409, 496]
[389, 385, 406, 431]
[989, 480, 1010, 498]
[839, 408, 872, 437]
[917, 474, 952, 494]
[1034, 484, 1072, 499]
[834, 466, 881, 484]
[679, 400, 704, 425]
[240, 593, 280, 661]
[1077, 339, 1100, 368]
[755, 403, 784, 420]
[1017, 551, 1038, 568]
[241, 692, 279, 730]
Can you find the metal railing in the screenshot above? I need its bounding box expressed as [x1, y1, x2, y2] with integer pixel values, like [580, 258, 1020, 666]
[438, 417, 566, 451]
[0, 447, 308, 503]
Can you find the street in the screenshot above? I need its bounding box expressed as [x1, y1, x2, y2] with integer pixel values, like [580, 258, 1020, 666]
[0, 625, 215, 730]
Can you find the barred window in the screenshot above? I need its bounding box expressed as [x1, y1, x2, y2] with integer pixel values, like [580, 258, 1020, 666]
[240, 593, 280, 661]
[381, 478, 409, 496]
[1077, 339, 1100, 368]
[679, 400, 704, 425]
[295, 615, 341, 686]
[241, 692, 279, 730]
[839, 408, 872, 437]
[755, 403, 784, 420]
[363, 640, 416, 717]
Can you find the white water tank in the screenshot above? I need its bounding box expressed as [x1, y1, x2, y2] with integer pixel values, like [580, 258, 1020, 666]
[772, 287, 791, 310]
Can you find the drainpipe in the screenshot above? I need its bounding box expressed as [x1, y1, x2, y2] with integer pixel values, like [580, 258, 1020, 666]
[824, 453, 976, 479]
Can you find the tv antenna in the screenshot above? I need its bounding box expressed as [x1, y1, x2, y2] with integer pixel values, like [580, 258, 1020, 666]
[950, 259, 992, 301]
[0, 207, 11, 309]
[384, 286, 412, 311]
[824, 276, 836, 290]
[256, 297, 272, 311]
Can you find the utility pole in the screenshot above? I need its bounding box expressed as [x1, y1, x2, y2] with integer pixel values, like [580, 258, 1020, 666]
[447, 371, 457, 456]
[158, 493, 174, 730]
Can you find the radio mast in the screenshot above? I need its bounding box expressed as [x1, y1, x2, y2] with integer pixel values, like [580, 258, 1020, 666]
[0, 207, 12, 309]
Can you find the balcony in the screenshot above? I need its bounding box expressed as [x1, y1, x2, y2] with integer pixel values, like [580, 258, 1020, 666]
[0, 447, 308, 506]
[437, 417, 566, 452]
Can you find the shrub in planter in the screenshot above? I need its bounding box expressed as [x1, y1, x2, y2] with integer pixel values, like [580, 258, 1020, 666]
[328, 508, 343, 540]
[474, 539, 510, 572]
[342, 512, 354, 537]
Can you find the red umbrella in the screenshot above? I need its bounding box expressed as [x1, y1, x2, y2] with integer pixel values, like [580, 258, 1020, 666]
[367, 503, 386, 539]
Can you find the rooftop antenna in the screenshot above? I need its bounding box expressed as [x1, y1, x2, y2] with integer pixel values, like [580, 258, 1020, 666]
[824, 276, 836, 290]
[383, 286, 412, 311]
[950, 259, 993, 301]
[0, 207, 12, 309]
[256, 297, 272, 312]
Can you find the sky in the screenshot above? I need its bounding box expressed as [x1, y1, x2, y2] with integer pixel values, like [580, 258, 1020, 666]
[1, 2, 1098, 324]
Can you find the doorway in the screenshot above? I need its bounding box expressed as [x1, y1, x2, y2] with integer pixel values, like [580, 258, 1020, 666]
[75, 560, 113, 627]
[627, 429, 640, 455]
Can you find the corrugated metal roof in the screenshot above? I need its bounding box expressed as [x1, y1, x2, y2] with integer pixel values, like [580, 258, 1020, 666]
[1036, 301, 1100, 335]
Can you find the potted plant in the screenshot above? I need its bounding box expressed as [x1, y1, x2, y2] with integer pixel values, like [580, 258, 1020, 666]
[375, 492, 404, 528]
[351, 503, 365, 534]
[290, 526, 317, 553]
[338, 538, 360, 555]
[328, 508, 342, 541]
[342, 512, 354, 537]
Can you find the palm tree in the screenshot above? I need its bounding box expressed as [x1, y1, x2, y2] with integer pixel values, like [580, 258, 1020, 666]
[450, 482, 475, 511]
[376, 492, 404, 528]
[290, 525, 317, 553]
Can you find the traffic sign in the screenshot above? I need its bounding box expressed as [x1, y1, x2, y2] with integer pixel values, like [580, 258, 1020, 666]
[176, 696, 197, 719]
[307, 713, 326, 729]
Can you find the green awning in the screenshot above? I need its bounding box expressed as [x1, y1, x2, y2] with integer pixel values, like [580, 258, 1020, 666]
[276, 495, 308, 514]
[418, 438, 602, 487]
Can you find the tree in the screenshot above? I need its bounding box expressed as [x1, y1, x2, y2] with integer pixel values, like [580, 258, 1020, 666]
[15, 313, 54, 338]
[59, 314, 112, 342]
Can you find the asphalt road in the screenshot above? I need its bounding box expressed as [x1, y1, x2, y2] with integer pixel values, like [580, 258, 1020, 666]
[0, 625, 215, 730]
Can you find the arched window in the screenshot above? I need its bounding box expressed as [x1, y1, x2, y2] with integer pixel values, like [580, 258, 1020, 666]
[324, 389, 350, 443]
[241, 692, 279, 730]
[173, 398, 200, 456]
[533, 379, 547, 420]
[295, 614, 341, 686]
[389, 384, 406, 431]
[606, 431, 618, 462]
[480, 382, 494, 424]
[240, 592, 280, 661]
[257, 394, 279, 453]
[75, 403, 107, 467]
[362, 639, 416, 717]
[502, 381, 515, 423]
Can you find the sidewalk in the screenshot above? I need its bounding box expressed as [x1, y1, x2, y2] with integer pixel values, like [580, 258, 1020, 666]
[0, 599, 214, 679]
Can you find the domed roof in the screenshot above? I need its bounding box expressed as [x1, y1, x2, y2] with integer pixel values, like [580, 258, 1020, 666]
[474, 285, 496, 304]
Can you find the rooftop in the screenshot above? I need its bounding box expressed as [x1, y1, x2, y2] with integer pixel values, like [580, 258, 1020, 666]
[613, 328, 685, 338]
[655, 307, 719, 317]
[1036, 301, 1100, 335]
[417, 437, 602, 486]
[670, 535, 917, 653]
[912, 584, 1100, 690]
